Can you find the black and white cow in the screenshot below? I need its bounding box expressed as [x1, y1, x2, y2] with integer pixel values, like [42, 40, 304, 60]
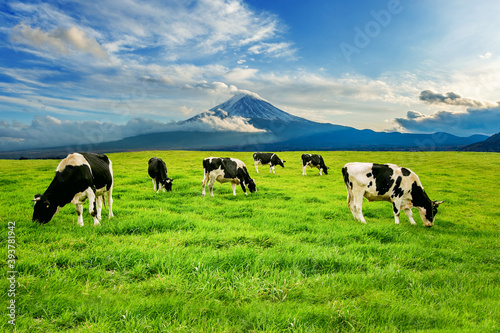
[202, 157, 256, 197]
[33, 152, 114, 226]
[342, 162, 444, 227]
[302, 154, 328, 176]
[148, 157, 173, 193]
[253, 152, 286, 174]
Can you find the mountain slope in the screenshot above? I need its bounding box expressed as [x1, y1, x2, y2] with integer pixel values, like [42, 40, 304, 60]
[461, 132, 500, 152]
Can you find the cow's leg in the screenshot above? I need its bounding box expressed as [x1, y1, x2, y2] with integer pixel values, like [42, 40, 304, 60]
[353, 189, 366, 223]
[392, 201, 401, 225]
[201, 172, 209, 196]
[231, 182, 237, 196]
[107, 185, 114, 219]
[254, 161, 259, 173]
[346, 188, 356, 219]
[302, 165, 307, 176]
[95, 196, 103, 225]
[319, 167, 323, 176]
[96, 196, 103, 221]
[271, 165, 275, 173]
[152, 178, 156, 191]
[75, 203, 84, 227]
[403, 208, 417, 225]
[208, 175, 216, 197]
[86, 189, 100, 226]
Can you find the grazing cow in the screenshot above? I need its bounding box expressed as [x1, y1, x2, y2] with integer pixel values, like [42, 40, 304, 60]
[302, 154, 328, 176]
[202, 157, 256, 197]
[148, 157, 173, 193]
[253, 152, 286, 173]
[342, 162, 444, 227]
[33, 152, 114, 226]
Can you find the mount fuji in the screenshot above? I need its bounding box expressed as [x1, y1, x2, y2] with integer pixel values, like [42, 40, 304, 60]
[183, 91, 346, 137]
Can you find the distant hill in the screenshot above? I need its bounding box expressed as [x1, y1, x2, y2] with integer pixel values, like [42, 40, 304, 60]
[461, 132, 500, 152]
[0, 92, 490, 159]
[254, 129, 488, 151]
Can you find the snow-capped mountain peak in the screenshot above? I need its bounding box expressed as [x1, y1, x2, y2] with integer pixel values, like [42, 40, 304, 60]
[182, 91, 311, 133]
[208, 92, 307, 122]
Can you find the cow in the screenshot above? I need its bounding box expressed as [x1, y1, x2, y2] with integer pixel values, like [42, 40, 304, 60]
[33, 152, 114, 226]
[302, 154, 328, 176]
[202, 157, 256, 197]
[342, 162, 444, 227]
[252, 152, 286, 174]
[148, 157, 173, 193]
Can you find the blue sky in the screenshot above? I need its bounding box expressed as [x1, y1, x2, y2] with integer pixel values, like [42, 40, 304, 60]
[1, 0, 500, 150]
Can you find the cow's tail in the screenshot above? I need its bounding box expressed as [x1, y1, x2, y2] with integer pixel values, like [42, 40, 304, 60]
[342, 166, 354, 205]
[202, 159, 209, 184]
[341, 166, 349, 187]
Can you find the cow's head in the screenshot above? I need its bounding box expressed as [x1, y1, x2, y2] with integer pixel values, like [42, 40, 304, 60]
[247, 178, 257, 193]
[32, 194, 58, 224]
[162, 178, 173, 192]
[411, 182, 445, 227]
[417, 200, 445, 227]
[322, 165, 329, 175]
[278, 159, 286, 168]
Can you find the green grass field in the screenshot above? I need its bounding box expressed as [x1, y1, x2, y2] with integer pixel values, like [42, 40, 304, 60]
[1, 151, 499, 332]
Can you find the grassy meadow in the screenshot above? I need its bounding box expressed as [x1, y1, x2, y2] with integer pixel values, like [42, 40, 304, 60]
[0, 150, 499, 332]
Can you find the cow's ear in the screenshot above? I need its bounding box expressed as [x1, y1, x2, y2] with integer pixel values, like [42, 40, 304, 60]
[283, 160, 286, 163]
[33, 194, 42, 202]
[433, 200, 445, 206]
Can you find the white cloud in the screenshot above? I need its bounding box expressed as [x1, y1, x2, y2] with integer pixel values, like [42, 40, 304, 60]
[62, 0, 294, 60]
[225, 68, 259, 82]
[180, 106, 194, 116]
[418, 90, 498, 108]
[393, 107, 500, 136]
[248, 42, 297, 58]
[179, 113, 266, 133]
[11, 23, 108, 59]
[7, 0, 296, 70]
[479, 52, 492, 59]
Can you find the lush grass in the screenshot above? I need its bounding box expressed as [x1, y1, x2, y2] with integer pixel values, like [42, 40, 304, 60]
[0, 151, 499, 332]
